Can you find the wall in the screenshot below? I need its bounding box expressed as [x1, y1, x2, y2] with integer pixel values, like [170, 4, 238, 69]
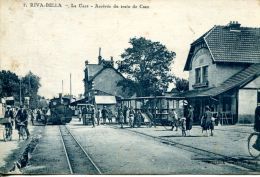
[238, 89, 257, 123]
[189, 48, 216, 90]
[189, 48, 244, 90]
[214, 64, 244, 87]
[93, 68, 128, 98]
[238, 76, 260, 123]
[243, 76, 260, 89]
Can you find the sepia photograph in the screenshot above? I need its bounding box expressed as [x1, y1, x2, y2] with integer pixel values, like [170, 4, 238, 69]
[0, 0, 260, 175]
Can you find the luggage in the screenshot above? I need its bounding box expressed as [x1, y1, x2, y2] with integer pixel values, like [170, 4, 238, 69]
[0, 117, 11, 124]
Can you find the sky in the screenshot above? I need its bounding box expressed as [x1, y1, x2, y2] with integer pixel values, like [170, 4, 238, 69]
[0, 0, 260, 98]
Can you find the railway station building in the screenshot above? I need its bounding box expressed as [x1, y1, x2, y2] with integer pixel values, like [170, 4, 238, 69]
[82, 49, 133, 112]
[182, 21, 260, 124]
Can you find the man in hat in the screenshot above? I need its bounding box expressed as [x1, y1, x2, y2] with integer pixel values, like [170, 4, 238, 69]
[101, 106, 108, 125]
[16, 105, 30, 139]
[3, 105, 14, 138]
[186, 105, 194, 136]
[90, 105, 95, 128]
[5, 105, 14, 127]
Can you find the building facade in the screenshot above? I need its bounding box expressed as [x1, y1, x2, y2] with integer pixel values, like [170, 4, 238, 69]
[83, 49, 132, 103]
[183, 21, 260, 124]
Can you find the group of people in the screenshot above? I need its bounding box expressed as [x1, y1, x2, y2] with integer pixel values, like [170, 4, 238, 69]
[78, 105, 114, 128]
[168, 105, 216, 137]
[75, 103, 218, 137]
[77, 105, 144, 129]
[3, 105, 30, 140]
[168, 105, 194, 136]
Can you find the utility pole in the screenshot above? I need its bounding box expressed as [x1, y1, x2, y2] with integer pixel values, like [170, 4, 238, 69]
[19, 77, 22, 106]
[62, 80, 64, 96]
[70, 73, 72, 99]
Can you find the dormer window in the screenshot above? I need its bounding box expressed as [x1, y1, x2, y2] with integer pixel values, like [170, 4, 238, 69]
[193, 65, 209, 88]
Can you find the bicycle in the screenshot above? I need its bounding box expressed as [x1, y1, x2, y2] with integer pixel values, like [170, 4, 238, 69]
[17, 121, 28, 140]
[248, 132, 260, 158]
[3, 124, 12, 141]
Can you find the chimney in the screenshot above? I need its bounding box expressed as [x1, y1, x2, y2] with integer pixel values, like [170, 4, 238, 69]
[85, 60, 89, 66]
[110, 56, 114, 67]
[98, 47, 102, 64]
[59, 93, 62, 103]
[227, 21, 241, 31]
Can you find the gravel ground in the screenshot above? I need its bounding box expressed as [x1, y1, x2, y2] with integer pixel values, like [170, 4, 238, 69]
[121, 124, 254, 159]
[4, 118, 256, 175]
[23, 125, 71, 174]
[66, 119, 250, 175]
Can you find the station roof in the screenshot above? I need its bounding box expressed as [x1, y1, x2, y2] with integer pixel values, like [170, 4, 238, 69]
[180, 63, 260, 98]
[184, 23, 260, 71]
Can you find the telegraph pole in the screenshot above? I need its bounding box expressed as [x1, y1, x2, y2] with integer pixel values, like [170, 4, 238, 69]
[19, 78, 22, 106]
[70, 73, 72, 99]
[62, 80, 64, 96]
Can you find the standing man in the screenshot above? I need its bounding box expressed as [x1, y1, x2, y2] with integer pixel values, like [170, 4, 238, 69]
[129, 107, 135, 128]
[5, 106, 14, 127]
[102, 106, 108, 125]
[96, 108, 101, 126]
[118, 110, 124, 128]
[123, 106, 127, 124]
[15, 106, 24, 130]
[90, 105, 95, 128]
[4, 105, 14, 138]
[82, 107, 88, 125]
[186, 105, 194, 136]
[136, 110, 142, 128]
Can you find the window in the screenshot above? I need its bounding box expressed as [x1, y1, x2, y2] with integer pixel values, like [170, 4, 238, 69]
[202, 66, 208, 83]
[195, 68, 201, 83]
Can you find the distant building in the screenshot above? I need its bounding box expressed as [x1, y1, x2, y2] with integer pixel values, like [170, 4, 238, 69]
[183, 21, 260, 124]
[83, 48, 132, 111]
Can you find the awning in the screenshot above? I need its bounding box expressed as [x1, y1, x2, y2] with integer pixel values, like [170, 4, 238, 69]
[70, 98, 89, 106]
[95, 96, 116, 104]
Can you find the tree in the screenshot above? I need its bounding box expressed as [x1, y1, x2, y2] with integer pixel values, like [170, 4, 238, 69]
[175, 77, 189, 92]
[0, 70, 41, 108]
[21, 71, 41, 109]
[22, 71, 41, 96]
[117, 37, 176, 97]
[0, 70, 20, 99]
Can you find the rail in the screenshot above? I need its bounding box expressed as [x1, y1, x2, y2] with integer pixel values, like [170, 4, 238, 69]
[59, 125, 102, 174]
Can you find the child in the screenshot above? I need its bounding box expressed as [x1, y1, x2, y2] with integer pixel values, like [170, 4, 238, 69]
[180, 117, 186, 137]
[119, 111, 124, 128]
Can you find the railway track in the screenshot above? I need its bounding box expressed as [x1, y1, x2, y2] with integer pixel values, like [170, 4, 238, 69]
[110, 125, 260, 173]
[59, 125, 102, 174]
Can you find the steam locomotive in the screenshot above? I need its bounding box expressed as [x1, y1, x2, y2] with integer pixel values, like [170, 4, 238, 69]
[48, 97, 73, 124]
